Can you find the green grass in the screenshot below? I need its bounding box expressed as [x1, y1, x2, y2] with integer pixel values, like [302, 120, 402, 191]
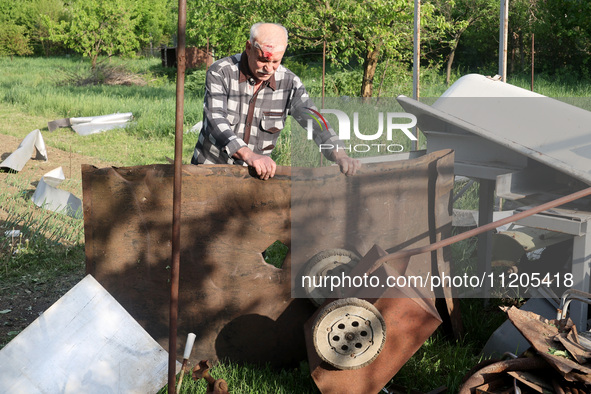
[0, 56, 201, 166]
[509, 73, 591, 97]
[263, 240, 290, 268]
[0, 175, 85, 280]
[160, 361, 318, 394]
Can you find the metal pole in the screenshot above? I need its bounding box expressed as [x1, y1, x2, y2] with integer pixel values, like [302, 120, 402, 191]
[371, 186, 591, 270]
[531, 33, 534, 91]
[320, 41, 326, 167]
[168, 0, 186, 392]
[499, 0, 509, 81]
[206, 37, 210, 72]
[322, 41, 326, 109]
[412, 0, 420, 151]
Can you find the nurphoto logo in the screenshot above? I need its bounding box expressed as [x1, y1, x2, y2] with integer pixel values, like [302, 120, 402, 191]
[305, 108, 417, 153]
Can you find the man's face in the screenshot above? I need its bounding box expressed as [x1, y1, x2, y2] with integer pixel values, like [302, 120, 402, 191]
[246, 40, 285, 82]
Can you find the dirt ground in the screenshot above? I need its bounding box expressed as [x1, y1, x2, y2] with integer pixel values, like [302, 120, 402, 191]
[0, 133, 115, 347]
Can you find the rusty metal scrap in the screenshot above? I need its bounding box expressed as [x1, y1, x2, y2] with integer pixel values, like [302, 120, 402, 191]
[506, 306, 591, 384]
[192, 360, 229, 394]
[304, 245, 444, 394]
[458, 356, 550, 394]
[507, 370, 554, 392]
[555, 327, 591, 364]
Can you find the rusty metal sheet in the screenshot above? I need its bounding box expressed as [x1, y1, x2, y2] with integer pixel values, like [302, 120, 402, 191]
[83, 163, 308, 367]
[82, 149, 455, 367]
[304, 247, 443, 394]
[506, 306, 591, 383]
[291, 150, 455, 297]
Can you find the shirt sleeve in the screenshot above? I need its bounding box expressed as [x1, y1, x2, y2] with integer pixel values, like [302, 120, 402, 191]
[288, 76, 344, 159]
[203, 64, 247, 158]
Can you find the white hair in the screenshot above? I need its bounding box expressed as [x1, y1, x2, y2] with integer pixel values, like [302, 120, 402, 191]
[249, 23, 288, 46]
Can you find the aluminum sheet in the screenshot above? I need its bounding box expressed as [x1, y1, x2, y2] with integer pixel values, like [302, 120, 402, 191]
[0, 275, 176, 394]
[0, 129, 47, 172]
[31, 167, 82, 218]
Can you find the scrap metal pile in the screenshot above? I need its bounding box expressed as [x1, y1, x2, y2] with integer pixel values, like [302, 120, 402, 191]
[460, 301, 591, 393]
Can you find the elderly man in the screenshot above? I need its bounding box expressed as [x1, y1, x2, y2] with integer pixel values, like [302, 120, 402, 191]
[191, 22, 360, 180]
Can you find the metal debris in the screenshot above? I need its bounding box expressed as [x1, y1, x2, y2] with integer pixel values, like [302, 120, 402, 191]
[459, 356, 549, 394]
[0, 275, 178, 393]
[48, 112, 133, 135]
[192, 360, 229, 394]
[31, 167, 82, 218]
[461, 293, 591, 392]
[0, 129, 47, 172]
[506, 306, 591, 384]
[305, 245, 444, 394]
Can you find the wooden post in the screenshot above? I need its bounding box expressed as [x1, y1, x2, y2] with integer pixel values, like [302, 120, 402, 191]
[206, 37, 210, 72]
[531, 33, 534, 91]
[322, 41, 326, 109]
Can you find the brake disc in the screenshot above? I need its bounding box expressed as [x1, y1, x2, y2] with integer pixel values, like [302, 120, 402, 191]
[302, 249, 360, 306]
[312, 297, 386, 370]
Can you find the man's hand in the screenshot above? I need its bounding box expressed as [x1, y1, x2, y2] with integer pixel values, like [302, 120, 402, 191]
[334, 150, 361, 176]
[234, 147, 277, 180]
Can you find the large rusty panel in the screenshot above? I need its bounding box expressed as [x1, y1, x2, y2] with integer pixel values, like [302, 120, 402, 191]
[81, 149, 455, 368]
[82, 164, 311, 367]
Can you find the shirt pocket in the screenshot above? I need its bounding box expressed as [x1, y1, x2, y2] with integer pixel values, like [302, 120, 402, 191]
[257, 111, 286, 152]
[260, 111, 286, 133]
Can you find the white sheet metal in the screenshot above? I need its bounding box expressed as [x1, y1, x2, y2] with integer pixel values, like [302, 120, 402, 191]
[397, 74, 591, 185]
[0, 129, 47, 172]
[70, 112, 133, 136]
[31, 167, 82, 218]
[0, 275, 177, 394]
[437, 74, 543, 98]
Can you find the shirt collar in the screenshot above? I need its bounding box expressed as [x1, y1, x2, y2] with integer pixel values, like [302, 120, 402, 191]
[238, 51, 277, 90]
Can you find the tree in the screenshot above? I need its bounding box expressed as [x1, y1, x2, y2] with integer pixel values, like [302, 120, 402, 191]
[275, 0, 415, 97]
[532, 0, 591, 74]
[46, 0, 140, 68]
[24, 0, 69, 55]
[186, 0, 432, 97]
[186, 0, 262, 58]
[0, 22, 33, 59]
[132, 0, 176, 51]
[426, 0, 496, 84]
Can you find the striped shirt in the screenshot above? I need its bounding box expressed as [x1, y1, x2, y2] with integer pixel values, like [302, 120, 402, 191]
[191, 52, 341, 165]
